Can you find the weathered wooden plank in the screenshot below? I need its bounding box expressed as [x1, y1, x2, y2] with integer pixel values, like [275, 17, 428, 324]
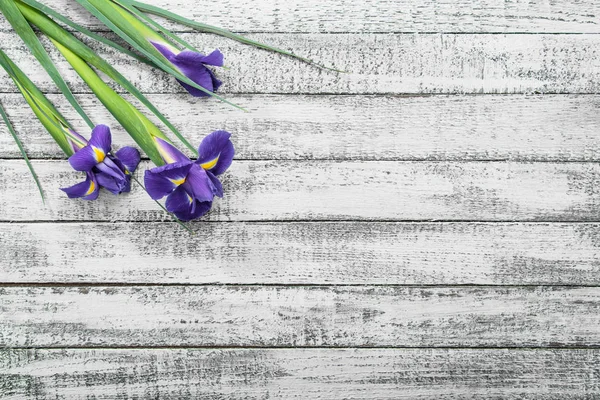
[2, 348, 600, 399]
[2, 222, 599, 285]
[3, 93, 600, 161]
[2, 160, 600, 222]
[1, 286, 599, 347]
[1, 0, 598, 33]
[2, 32, 600, 94]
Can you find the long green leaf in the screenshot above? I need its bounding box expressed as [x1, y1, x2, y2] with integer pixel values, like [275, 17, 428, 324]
[16, 1, 196, 153]
[125, 0, 344, 73]
[114, 0, 197, 52]
[0, 99, 45, 202]
[0, 0, 94, 128]
[0, 48, 75, 155]
[16, 0, 152, 65]
[52, 39, 170, 165]
[75, 0, 247, 111]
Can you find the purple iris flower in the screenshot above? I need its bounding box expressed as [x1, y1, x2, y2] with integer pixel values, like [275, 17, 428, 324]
[60, 125, 141, 200]
[151, 41, 224, 97]
[144, 130, 234, 221]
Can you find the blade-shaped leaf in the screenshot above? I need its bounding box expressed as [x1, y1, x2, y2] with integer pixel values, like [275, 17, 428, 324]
[0, 99, 45, 202]
[0, 0, 95, 128]
[125, 0, 345, 73]
[52, 38, 170, 165]
[17, 1, 196, 153]
[76, 0, 247, 111]
[17, 0, 152, 65]
[0, 48, 75, 155]
[113, 0, 197, 53]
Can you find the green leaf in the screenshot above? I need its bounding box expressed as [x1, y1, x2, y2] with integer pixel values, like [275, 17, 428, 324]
[76, 0, 247, 111]
[114, 0, 197, 53]
[77, 0, 247, 111]
[0, 0, 95, 128]
[0, 99, 45, 203]
[16, 1, 196, 154]
[16, 0, 152, 66]
[125, 0, 345, 73]
[0, 48, 75, 155]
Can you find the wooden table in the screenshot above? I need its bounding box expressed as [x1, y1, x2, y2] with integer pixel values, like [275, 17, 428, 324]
[1, 0, 600, 398]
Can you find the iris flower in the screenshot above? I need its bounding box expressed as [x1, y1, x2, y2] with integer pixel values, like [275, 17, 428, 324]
[61, 125, 140, 200]
[144, 130, 234, 221]
[151, 42, 224, 97]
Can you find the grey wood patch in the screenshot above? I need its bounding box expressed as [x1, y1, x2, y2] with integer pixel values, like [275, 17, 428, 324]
[1, 222, 599, 285]
[2, 32, 600, 94]
[2, 93, 600, 162]
[2, 286, 600, 347]
[2, 348, 600, 399]
[2, 160, 600, 222]
[1, 0, 598, 33]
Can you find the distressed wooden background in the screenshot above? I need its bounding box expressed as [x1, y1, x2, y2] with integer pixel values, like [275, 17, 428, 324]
[1, 0, 600, 398]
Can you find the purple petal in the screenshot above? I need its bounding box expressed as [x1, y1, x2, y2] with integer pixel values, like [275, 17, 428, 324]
[115, 146, 141, 173]
[96, 157, 126, 180]
[60, 173, 99, 200]
[200, 49, 224, 67]
[96, 172, 121, 194]
[172, 51, 221, 95]
[165, 185, 193, 213]
[197, 130, 234, 175]
[150, 41, 178, 62]
[67, 129, 88, 152]
[68, 146, 99, 172]
[88, 125, 112, 154]
[173, 200, 212, 221]
[154, 137, 190, 164]
[144, 161, 192, 200]
[207, 171, 223, 198]
[184, 164, 215, 203]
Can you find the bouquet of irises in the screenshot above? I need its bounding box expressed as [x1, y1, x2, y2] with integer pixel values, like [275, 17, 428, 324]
[0, 0, 336, 229]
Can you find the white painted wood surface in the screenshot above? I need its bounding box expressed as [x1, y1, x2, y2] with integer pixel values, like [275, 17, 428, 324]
[2, 93, 600, 161]
[2, 160, 600, 222]
[3, 32, 600, 94]
[1, 0, 600, 397]
[2, 222, 598, 285]
[2, 286, 600, 347]
[3, 349, 599, 399]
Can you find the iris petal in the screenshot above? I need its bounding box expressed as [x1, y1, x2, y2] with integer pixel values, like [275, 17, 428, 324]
[154, 137, 190, 164]
[200, 49, 224, 67]
[144, 161, 193, 200]
[185, 164, 215, 203]
[197, 130, 234, 175]
[165, 185, 192, 213]
[68, 146, 99, 171]
[207, 171, 223, 198]
[115, 146, 141, 173]
[88, 125, 112, 155]
[60, 173, 99, 200]
[173, 199, 213, 222]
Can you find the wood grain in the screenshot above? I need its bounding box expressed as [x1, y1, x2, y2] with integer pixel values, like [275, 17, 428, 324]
[2, 348, 600, 399]
[3, 93, 600, 161]
[2, 160, 600, 222]
[1, 0, 598, 33]
[2, 222, 599, 285]
[2, 32, 600, 94]
[2, 286, 600, 347]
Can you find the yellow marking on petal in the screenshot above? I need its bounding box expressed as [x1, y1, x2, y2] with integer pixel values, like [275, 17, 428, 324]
[200, 156, 219, 170]
[170, 177, 186, 186]
[85, 180, 96, 196]
[92, 146, 105, 162]
[187, 194, 193, 204]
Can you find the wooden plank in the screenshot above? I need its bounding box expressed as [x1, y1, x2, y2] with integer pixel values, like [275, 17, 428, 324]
[2, 222, 599, 285]
[2, 348, 599, 399]
[1, 286, 600, 347]
[1, 0, 598, 33]
[1, 160, 600, 222]
[2, 33, 600, 94]
[3, 93, 600, 161]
